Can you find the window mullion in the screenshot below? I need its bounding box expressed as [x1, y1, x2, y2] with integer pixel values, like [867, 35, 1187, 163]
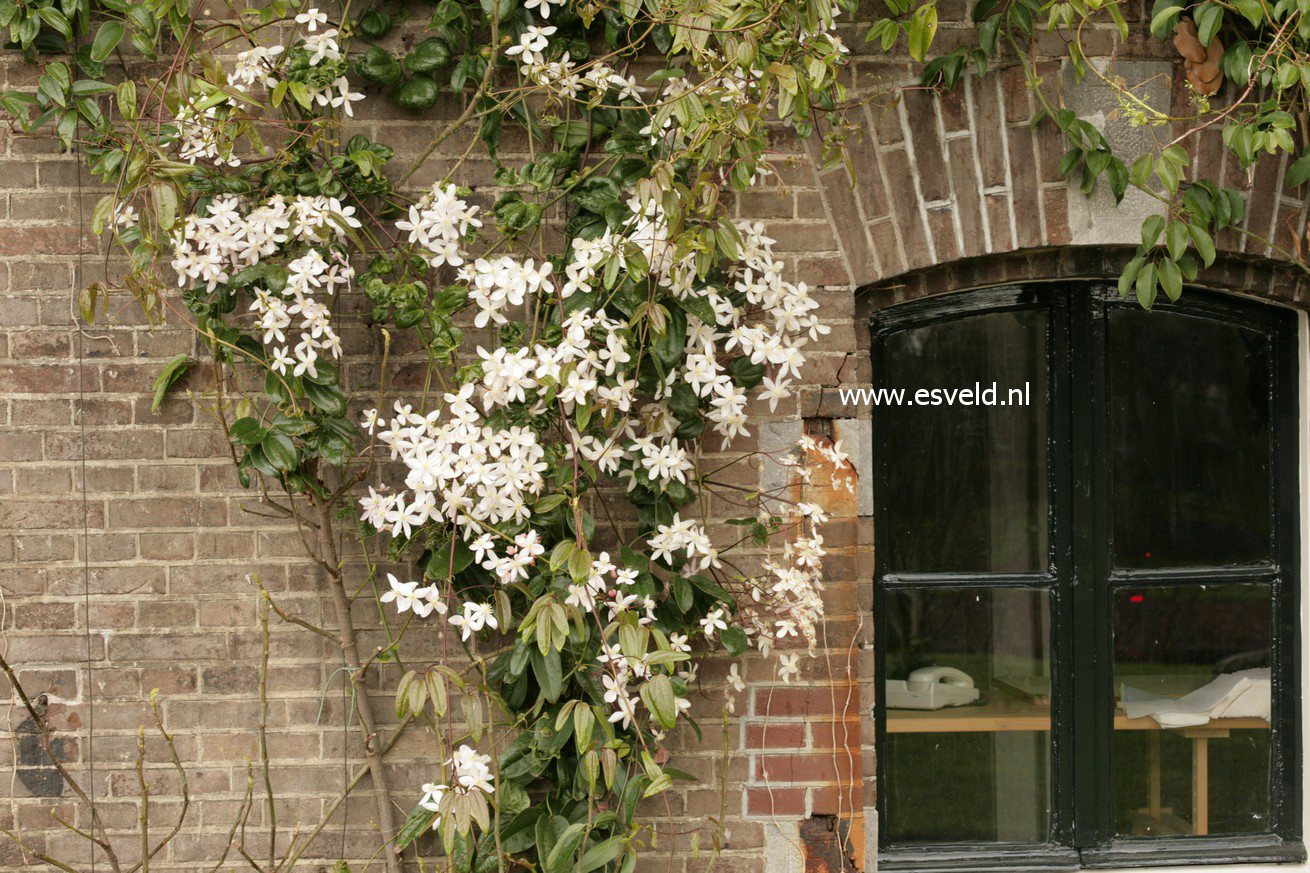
[1069, 286, 1115, 851]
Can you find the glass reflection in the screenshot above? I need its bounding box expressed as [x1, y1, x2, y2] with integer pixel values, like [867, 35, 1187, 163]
[1110, 310, 1272, 568]
[881, 309, 1048, 573]
[883, 588, 1051, 844]
[1113, 584, 1272, 836]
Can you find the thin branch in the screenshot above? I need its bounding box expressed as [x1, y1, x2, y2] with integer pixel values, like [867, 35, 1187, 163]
[0, 654, 121, 873]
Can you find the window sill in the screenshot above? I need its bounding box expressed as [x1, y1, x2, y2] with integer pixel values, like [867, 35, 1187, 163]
[1080, 834, 1305, 869]
[877, 836, 1305, 872]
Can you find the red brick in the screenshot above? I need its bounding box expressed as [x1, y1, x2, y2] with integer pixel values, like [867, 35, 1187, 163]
[745, 723, 806, 750]
[746, 786, 805, 817]
[755, 753, 855, 784]
[754, 686, 851, 717]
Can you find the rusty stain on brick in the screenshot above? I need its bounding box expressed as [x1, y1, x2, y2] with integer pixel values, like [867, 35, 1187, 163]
[800, 815, 859, 873]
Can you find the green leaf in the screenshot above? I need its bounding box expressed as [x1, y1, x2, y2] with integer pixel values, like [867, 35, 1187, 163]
[1148, 3, 1183, 37]
[1195, 2, 1223, 46]
[428, 537, 474, 578]
[37, 6, 71, 39]
[1286, 150, 1310, 188]
[650, 305, 686, 367]
[260, 431, 299, 472]
[1135, 261, 1158, 309]
[1158, 257, 1183, 302]
[1129, 153, 1153, 188]
[720, 625, 748, 656]
[1140, 213, 1166, 249]
[1188, 223, 1216, 266]
[1118, 256, 1145, 299]
[545, 822, 587, 873]
[979, 13, 1002, 53]
[727, 356, 765, 389]
[640, 674, 678, 730]
[1107, 0, 1129, 39]
[1058, 147, 1082, 178]
[673, 576, 694, 612]
[90, 20, 124, 61]
[1233, 0, 1263, 26]
[150, 354, 192, 412]
[907, 3, 938, 61]
[229, 417, 267, 447]
[531, 647, 563, 702]
[580, 837, 626, 872]
[573, 701, 594, 753]
[303, 379, 346, 415]
[71, 80, 114, 97]
[152, 182, 178, 231]
[499, 809, 542, 854]
[1222, 39, 1253, 84]
[1155, 154, 1183, 193]
[1106, 157, 1128, 203]
[1165, 220, 1188, 261]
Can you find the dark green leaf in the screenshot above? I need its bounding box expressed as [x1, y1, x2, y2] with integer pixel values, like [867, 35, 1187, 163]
[727, 356, 765, 389]
[261, 431, 299, 472]
[229, 417, 267, 447]
[719, 625, 747, 656]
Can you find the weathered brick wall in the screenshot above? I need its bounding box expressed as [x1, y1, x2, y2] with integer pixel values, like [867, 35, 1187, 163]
[3, 1, 1308, 870]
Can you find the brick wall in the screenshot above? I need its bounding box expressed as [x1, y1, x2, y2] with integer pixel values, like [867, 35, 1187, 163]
[2, 1, 1308, 870]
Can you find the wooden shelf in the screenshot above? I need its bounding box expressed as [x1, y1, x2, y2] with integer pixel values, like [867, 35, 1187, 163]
[885, 688, 1269, 734]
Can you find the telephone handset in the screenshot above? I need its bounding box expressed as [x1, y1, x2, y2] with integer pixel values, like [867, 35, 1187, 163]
[885, 666, 980, 710]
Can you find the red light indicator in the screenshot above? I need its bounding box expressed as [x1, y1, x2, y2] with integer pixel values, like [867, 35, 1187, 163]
[1129, 594, 1145, 604]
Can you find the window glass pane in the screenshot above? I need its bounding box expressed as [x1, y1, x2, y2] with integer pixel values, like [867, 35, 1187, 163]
[1109, 310, 1272, 567]
[881, 310, 1048, 573]
[883, 588, 1051, 844]
[1113, 584, 1272, 837]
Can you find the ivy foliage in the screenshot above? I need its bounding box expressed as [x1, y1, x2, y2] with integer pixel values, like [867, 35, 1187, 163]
[868, 0, 1310, 305]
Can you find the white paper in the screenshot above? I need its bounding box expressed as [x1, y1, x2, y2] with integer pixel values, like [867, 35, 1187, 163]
[1120, 668, 1270, 728]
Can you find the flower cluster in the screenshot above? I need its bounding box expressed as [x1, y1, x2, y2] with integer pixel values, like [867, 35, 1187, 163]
[171, 193, 361, 378]
[516, 30, 645, 106]
[174, 10, 362, 168]
[176, 105, 241, 167]
[395, 183, 484, 269]
[363, 178, 835, 747]
[418, 744, 495, 831]
[359, 393, 549, 539]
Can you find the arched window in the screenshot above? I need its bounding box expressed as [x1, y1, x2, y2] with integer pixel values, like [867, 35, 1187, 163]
[872, 283, 1301, 870]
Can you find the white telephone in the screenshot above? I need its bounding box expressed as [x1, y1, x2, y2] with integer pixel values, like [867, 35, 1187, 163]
[885, 666, 980, 710]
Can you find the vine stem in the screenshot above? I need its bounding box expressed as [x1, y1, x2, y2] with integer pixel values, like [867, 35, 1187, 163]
[309, 490, 402, 873]
[0, 653, 121, 873]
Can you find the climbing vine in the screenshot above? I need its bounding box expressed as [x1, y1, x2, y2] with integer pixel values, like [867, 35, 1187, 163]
[0, 0, 854, 869]
[6, 0, 1294, 864]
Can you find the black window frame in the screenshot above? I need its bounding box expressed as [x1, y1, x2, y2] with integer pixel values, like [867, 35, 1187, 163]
[871, 282, 1303, 871]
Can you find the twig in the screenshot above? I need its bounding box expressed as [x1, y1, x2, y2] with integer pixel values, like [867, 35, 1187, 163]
[0, 653, 121, 873]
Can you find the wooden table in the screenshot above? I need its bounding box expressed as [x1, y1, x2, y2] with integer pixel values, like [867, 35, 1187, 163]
[886, 690, 1269, 835]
